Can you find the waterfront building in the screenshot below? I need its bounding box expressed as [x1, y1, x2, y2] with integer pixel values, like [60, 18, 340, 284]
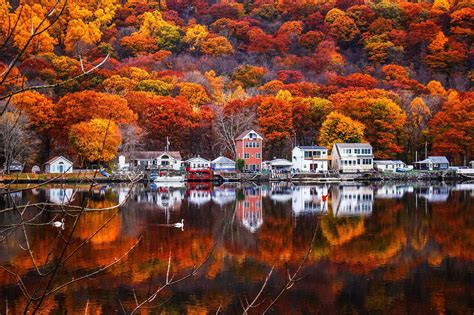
[331, 143, 374, 173]
[45, 156, 74, 173]
[414, 156, 449, 170]
[292, 146, 329, 172]
[374, 160, 407, 172]
[235, 129, 263, 172]
[122, 151, 182, 171]
[211, 156, 236, 172]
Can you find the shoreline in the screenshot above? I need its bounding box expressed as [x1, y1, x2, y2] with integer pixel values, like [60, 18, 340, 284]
[0, 172, 471, 184]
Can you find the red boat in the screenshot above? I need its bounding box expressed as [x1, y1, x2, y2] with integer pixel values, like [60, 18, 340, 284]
[185, 167, 213, 182]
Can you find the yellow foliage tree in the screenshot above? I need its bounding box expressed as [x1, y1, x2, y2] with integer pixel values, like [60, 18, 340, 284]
[275, 89, 292, 101]
[432, 0, 450, 11]
[183, 24, 209, 51]
[64, 0, 119, 53]
[426, 80, 447, 96]
[178, 82, 210, 107]
[12, 4, 57, 54]
[319, 111, 365, 149]
[201, 36, 234, 56]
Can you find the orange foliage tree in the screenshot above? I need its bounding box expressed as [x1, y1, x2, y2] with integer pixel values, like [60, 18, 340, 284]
[329, 90, 406, 158]
[69, 118, 122, 162]
[11, 91, 56, 131]
[256, 96, 293, 157]
[55, 91, 136, 128]
[429, 92, 474, 164]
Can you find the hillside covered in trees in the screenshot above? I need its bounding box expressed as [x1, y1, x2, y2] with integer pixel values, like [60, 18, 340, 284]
[0, 0, 472, 167]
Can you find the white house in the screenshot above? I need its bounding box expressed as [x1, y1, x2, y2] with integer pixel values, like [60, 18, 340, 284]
[263, 159, 293, 172]
[470, 161, 474, 168]
[125, 151, 182, 171]
[211, 156, 236, 172]
[374, 160, 406, 172]
[184, 156, 211, 171]
[331, 143, 374, 173]
[44, 156, 73, 174]
[292, 146, 329, 173]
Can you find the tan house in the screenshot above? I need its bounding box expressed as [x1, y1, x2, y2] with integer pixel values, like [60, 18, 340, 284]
[331, 143, 374, 173]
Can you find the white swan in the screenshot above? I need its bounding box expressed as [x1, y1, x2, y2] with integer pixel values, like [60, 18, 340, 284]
[173, 219, 184, 231]
[52, 218, 65, 230]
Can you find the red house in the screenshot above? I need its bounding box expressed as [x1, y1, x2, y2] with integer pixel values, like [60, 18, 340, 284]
[235, 129, 263, 172]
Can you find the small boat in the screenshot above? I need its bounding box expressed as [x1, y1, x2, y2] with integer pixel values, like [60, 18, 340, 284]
[151, 172, 185, 182]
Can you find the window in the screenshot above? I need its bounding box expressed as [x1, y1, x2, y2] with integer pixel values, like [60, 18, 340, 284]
[244, 153, 250, 159]
[355, 149, 360, 154]
[256, 153, 261, 159]
[358, 159, 361, 165]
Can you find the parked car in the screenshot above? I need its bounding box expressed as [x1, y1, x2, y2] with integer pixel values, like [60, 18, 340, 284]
[396, 167, 411, 173]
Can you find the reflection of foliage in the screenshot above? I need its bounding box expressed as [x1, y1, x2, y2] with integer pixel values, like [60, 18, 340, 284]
[321, 214, 365, 246]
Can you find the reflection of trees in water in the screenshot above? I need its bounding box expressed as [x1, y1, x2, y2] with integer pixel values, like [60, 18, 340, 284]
[0, 184, 473, 313]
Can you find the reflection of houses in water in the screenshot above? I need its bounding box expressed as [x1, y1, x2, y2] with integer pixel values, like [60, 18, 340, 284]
[186, 184, 212, 207]
[269, 183, 293, 203]
[212, 186, 236, 206]
[236, 186, 263, 233]
[292, 185, 329, 215]
[375, 185, 414, 199]
[331, 185, 373, 216]
[417, 186, 449, 202]
[46, 188, 75, 204]
[133, 186, 184, 211]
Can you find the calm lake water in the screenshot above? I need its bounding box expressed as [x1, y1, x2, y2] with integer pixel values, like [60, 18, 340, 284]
[0, 182, 473, 313]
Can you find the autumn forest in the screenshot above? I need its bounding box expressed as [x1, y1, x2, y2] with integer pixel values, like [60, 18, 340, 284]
[0, 0, 473, 167]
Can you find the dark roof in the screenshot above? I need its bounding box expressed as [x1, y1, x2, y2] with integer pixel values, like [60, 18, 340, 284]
[45, 156, 73, 165]
[415, 156, 449, 164]
[235, 129, 262, 140]
[428, 156, 449, 164]
[295, 145, 327, 150]
[128, 151, 181, 160]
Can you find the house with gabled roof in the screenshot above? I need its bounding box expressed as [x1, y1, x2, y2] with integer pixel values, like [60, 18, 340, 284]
[235, 129, 263, 172]
[123, 151, 182, 170]
[414, 156, 449, 170]
[45, 156, 73, 173]
[212, 156, 236, 171]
